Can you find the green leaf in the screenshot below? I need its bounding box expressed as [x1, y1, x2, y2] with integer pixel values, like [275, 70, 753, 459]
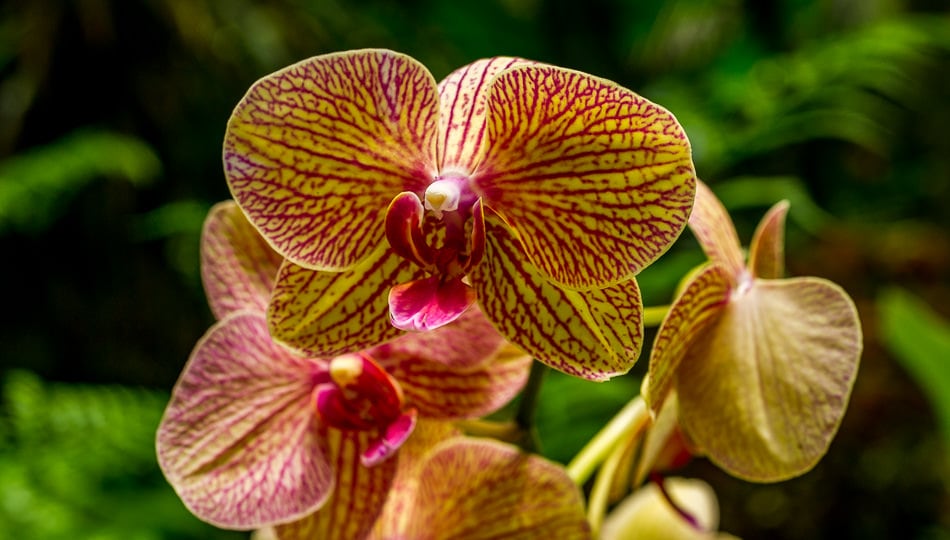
[0, 129, 161, 235]
[878, 288, 950, 448]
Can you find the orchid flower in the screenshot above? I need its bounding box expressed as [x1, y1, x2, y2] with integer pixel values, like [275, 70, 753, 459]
[224, 49, 696, 380]
[644, 180, 862, 482]
[156, 201, 530, 532]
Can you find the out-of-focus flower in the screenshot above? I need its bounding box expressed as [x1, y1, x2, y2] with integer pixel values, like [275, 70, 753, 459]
[156, 202, 530, 533]
[644, 180, 862, 481]
[601, 477, 736, 540]
[224, 49, 696, 380]
[367, 435, 592, 540]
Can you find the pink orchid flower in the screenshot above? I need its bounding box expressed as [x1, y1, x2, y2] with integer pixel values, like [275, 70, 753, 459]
[644, 180, 862, 481]
[156, 202, 530, 532]
[223, 49, 696, 380]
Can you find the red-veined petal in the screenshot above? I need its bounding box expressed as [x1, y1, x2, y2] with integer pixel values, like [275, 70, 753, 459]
[201, 201, 284, 319]
[370, 302, 508, 370]
[748, 200, 790, 280]
[272, 428, 398, 540]
[224, 49, 438, 271]
[645, 263, 732, 415]
[379, 342, 531, 419]
[437, 57, 535, 172]
[473, 65, 696, 289]
[687, 180, 745, 279]
[393, 438, 591, 539]
[389, 275, 476, 331]
[156, 312, 330, 530]
[367, 420, 461, 540]
[471, 214, 643, 381]
[268, 242, 424, 357]
[676, 277, 862, 482]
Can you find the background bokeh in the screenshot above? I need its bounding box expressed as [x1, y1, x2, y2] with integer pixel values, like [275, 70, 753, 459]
[1, 0, 948, 538]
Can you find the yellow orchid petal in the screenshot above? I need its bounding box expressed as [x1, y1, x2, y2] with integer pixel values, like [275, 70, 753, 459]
[645, 263, 732, 414]
[437, 57, 535, 172]
[224, 49, 439, 271]
[471, 213, 643, 381]
[273, 428, 398, 540]
[396, 438, 591, 539]
[474, 64, 695, 289]
[688, 180, 745, 279]
[676, 277, 862, 482]
[200, 201, 284, 319]
[268, 242, 424, 357]
[748, 200, 790, 280]
[368, 420, 460, 539]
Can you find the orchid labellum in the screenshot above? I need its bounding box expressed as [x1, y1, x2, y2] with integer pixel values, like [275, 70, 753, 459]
[224, 49, 696, 380]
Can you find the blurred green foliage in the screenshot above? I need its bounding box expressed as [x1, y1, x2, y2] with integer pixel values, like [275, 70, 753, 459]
[879, 288, 950, 455]
[0, 371, 237, 539]
[0, 0, 948, 538]
[0, 129, 160, 234]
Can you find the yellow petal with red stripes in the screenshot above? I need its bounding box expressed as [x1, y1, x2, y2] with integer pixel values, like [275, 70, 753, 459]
[224, 49, 439, 271]
[393, 438, 591, 539]
[748, 200, 790, 280]
[200, 201, 284, 319]
[437, 57, 535, 172]
[473, 65, 696, 289]
[273, 428, 398, 540]
[268, 242, 425, 357]
[471, 214, 643, 381]
[687, 180, 746, 279]
[645, 263, 731, 415]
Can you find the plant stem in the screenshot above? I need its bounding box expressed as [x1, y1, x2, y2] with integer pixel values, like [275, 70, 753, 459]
[513, 360, 547, 453]
[642, 304, 671, 327]
[566, 395, 650, 486]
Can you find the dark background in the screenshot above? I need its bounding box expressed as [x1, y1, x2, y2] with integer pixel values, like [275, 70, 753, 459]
[0, 0, 948, 538]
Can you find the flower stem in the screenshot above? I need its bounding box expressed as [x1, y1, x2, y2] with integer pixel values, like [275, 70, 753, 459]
[513, 360, 547, 453]
[566, 395, 650, 486]
[642, 304, 670, 327]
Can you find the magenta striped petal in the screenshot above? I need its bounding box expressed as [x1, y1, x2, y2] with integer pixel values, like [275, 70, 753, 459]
[201, 201, 284, 319]
[437, 57, 535, 172]
[393, 438, 591, 539]
[268, 243, 425, 357]
[471, 214, 643, 380]
[645, 263, 732, 415]
[224, 49, 439, 271]
[273, 428, 398, 540]
[156, 312, 331, 529]
[687, 180, 746, 279]
[749, 200, 790, 280]
[473, 65, 696, 289]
